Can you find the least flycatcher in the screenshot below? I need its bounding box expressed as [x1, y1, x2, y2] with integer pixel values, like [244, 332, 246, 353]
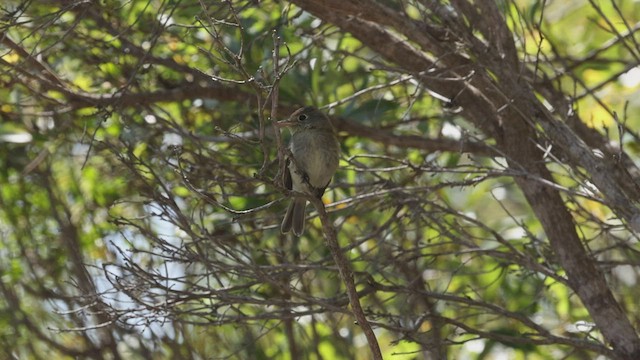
[275, 107, 340, 236]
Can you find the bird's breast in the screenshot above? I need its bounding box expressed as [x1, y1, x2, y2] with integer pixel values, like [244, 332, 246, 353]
[290, 131, 339, 190]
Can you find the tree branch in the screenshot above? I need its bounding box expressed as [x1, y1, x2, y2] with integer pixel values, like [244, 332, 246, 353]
[308, 197, 382, 360]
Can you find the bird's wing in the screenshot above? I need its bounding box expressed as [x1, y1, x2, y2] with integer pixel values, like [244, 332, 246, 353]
[284, 158, 293, 190]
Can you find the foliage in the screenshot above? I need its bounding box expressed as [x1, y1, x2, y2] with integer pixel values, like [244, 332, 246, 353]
[1, 0, 640, 359]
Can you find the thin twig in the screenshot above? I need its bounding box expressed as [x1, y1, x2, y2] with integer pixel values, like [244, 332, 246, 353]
[308, 197, 383, 360]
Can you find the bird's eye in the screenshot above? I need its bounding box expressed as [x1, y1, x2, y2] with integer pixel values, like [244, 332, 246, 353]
[297, 114, 308, 121]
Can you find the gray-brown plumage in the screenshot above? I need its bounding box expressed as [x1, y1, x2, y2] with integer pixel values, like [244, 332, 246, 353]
[276, 107, 340, 236]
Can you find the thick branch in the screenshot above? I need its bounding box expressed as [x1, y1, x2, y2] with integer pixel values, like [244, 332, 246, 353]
[335, 117, 495, 155]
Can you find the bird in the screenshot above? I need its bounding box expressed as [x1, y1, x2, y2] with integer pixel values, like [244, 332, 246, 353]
[275, 107, 340, 236]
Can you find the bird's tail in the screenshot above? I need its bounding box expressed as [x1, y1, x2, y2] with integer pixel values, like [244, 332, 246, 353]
[281, 198, 307, 236]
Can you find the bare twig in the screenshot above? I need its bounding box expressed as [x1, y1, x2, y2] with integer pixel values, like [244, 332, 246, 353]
[307, 197, 383, 360]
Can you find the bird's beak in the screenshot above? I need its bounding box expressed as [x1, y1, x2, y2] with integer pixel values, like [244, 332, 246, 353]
[275, 120, 296, 128]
